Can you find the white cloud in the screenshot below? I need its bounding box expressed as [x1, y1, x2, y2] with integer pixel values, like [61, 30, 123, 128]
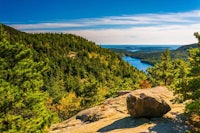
[10, 10, 200, 44]
[11, 23, 84, 29]
[63, 24, 200, 44]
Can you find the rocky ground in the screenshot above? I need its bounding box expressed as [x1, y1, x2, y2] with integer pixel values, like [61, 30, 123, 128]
[50, 86, 191, 133]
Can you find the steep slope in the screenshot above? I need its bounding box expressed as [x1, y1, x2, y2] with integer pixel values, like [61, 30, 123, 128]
[50, 86, 190, 133]
[1, 24, 146, 121]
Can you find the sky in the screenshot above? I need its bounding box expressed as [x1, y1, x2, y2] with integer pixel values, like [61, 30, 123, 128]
[1, 0, 200, 45]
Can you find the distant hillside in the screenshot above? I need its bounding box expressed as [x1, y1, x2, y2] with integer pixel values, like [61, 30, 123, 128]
[2, 24, 26, 36]
[175, 43, 198, 51]
[109, 44, 199, 65]
[1, 24, 146, 121]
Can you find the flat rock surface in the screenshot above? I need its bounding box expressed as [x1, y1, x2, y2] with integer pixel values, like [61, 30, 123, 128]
[50, 86, 190, 133]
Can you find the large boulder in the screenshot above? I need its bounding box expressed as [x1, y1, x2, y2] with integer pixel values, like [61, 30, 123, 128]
[126, 93, 171, 118]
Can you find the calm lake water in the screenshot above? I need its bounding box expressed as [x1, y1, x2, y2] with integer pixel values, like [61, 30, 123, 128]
[101, 45, 181, 71]
[122, 56, 151, 71]
[101, 45, 180, 51]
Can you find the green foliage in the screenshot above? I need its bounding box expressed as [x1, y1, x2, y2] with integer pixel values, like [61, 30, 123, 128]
[147, 49, 174, 86]
[181, 33, 200, 121]
[110, 44, 198, 65]
[1, 24, 146, 125]
[184, 35, 200, 100]
[144, 34, 200, 131]
[146, 32, 200, 130]
[147, 48, 191, 90]
[170, 59, 190, 98]
[194, 32, 200, 47]
[56, 91, 82, 120]
[186, 100, 200, 115]
[0, 24, 59, 132]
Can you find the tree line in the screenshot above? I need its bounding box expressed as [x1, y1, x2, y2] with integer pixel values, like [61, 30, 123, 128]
[147, 33, 200, 130]
[1, 23, 199, 132]
[0, 24, 146, 132]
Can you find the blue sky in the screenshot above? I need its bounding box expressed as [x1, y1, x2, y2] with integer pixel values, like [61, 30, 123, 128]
[1, 0, 200, 44]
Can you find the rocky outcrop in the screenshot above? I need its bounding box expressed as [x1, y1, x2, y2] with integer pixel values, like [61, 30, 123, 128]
[117, 90, 131, 96]
[50, 86, 190, 133]
[127, 93, 171, 118]
[76, 106, 99, 122]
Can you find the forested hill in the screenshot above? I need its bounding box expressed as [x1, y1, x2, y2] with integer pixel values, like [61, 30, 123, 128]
[175, 43, 198, 51]
[0, 24, 146, 132]
[111, 44, 199, 65]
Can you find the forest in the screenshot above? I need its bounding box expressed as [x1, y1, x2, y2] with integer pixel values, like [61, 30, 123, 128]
[146, 38, 200, 130]
[0, 24, 146, 132]
[0, 24, 199, 132]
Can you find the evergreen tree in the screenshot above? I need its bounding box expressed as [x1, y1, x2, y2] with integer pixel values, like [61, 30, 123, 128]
[1, 23, 146, 121]
[170, 59, 190, 97]
[147, 49, 173, 86]
[184, 33, 200, 116]
[0, 24, 58, 132]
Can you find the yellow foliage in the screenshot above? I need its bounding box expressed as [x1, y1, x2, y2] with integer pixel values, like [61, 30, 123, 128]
[46, 97, 57, 112]
[57, 92, 82, 120]
[93, 87, 108, 105]
[88, 52, 98, 59]
[100, 56, 109, 67]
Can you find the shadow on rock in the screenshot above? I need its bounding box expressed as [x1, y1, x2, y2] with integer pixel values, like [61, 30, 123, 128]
[149, 114, 191, 133]
[97, 116, 150, 132]
[97, 114, 191, 133]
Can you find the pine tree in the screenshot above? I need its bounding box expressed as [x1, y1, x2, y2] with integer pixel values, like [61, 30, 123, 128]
[147, 49, 173, 86]
[0, 24, 58, 132]
[170, 59, 190, 97]
[184, 33, 200, 116]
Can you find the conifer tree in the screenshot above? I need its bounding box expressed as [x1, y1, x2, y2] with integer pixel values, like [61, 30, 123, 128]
[0, 24, 58, 133]
[170, 59, 190, 96]
[1, 24, 146, 121]
[147, 49, 173, 86]
[184, 33, 200, 116]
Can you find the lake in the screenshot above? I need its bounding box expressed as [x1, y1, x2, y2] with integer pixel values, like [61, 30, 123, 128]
[101, 45, 180, 51]
[122, 56, 152, 71]
[101, 45, 181, 71]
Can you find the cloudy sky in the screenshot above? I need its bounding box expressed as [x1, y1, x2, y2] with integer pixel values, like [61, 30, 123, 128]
[1, 0, 200, 45]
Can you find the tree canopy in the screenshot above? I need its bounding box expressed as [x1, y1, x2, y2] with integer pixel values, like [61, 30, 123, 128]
[0, 24, 58, 132]
[147, 33, 200, 130]
[0, 24, 146, 132]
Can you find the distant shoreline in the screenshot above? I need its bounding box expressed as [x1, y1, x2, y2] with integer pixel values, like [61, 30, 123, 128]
[125, 55, 154, 66]
[102, 45, 182, 66]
